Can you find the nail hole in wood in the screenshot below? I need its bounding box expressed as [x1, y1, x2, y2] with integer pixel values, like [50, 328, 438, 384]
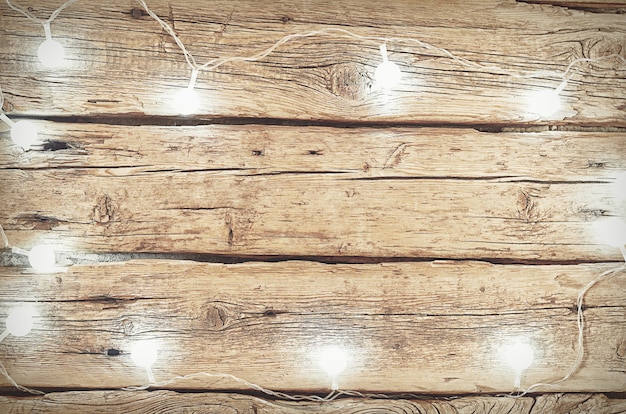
[131, 8, 143, 19]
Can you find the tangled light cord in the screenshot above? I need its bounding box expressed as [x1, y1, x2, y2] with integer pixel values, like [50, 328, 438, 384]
[507, 260, 626, 398]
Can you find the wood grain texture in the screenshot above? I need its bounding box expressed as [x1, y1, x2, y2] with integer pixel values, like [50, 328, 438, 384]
[0, 0, 624, 125]
[0, 0, 625, 407]
[1, 124, 624, 261]
[0, 260, 624, 393]
[1, 391, 626, 414]
[2, 123, 626, 180]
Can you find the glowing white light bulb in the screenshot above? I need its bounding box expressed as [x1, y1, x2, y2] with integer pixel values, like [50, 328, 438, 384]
[505, 342, 534, 372]
[37, 22, 65, 68]
[593, 217, 626, 248]
[172, 68, 200, 115]
[28, 244, 56, 272]
[503, 340, 534, 388]
[131, 340, 158, 369]
[172, 87, 199, 115]
[319, 345, 347, 390]
[5, 305, 36, 337]
[11, 120, 39, 149]
[528, 89, 560, 117]
[38, 39, 65, 68]
[375, 44, 402, 90]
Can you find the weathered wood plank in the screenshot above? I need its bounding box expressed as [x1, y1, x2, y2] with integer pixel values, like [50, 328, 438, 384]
[0, 261, 624, 392]
[1, 391, 626, 414]
[1, 124, 623, 261]
[0, 0, 624, 124]
[0, 167, 622, 260]
[1, 123, 626, 182]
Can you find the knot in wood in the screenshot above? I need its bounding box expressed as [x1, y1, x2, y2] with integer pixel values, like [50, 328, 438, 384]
[327, 63, 368, 100]
[93, 194, 114, 224]
[119, 318, 136, 335]
[206, 303, 230, 330]
[616, 339, 626, 360]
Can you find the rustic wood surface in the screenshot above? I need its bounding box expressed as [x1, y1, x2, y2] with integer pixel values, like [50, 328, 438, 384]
[0, 0, 625, 409]
[1, 391, 626, 414]
[0, 124, 624, 261]
[0, 260, 624, 393]
[0, 0, 624, 125]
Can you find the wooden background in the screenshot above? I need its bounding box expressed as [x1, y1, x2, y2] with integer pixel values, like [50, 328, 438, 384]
[1, 0, 625, 412]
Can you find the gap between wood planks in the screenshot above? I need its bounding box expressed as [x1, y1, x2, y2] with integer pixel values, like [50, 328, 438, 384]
[515, 0, 626, 14]
[6, 114, 626, 133]
[0, 251, 623, 268]
[0, 387, 624, 405]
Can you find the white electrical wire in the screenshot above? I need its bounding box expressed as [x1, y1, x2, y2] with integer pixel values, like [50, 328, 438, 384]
[138, 0, 626, 87]
[508, 262, 626, 398]
[5, 0, 79, 25]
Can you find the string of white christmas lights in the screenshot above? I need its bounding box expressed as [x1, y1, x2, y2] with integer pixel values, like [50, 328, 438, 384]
[2, 0, 626, 401]
[0, 224, 57, 272]
[5, 0, 78, 67]
[0, 301, 43, 395]
[0, 219, 625, 397]
[138, 0, 626, 117]
[2, 0, 625, 119]
[114, 256, 625, 400]
[122, 370, 461, 402]
[0, 85, 39, 150]
[509, 262, 626, 398]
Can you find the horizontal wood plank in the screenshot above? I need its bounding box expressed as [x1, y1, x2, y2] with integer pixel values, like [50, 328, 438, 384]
[2, 123, 626, 181]
[1, 124, 624, 261]
[0, 260, 624, 393]
[0, 170, 622, 261]
[1, 391, 626, 414]
[0, 0, 624, 124]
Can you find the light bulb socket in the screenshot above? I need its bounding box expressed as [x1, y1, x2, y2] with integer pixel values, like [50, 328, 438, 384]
[514, 370, 522, 389]
[146, 367, 156, 384]
[11, 246, 29, 256]
[43, 22, 53, 41]
[379, 44, 389, 62]
[188, 69, 199, 90]
[555, 79, 568, 94]
[0, 113, 15, 128]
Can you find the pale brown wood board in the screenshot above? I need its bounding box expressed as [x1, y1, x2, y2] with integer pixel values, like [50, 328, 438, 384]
[2, 391, 626, 413]
[0, 0, 625, 413]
